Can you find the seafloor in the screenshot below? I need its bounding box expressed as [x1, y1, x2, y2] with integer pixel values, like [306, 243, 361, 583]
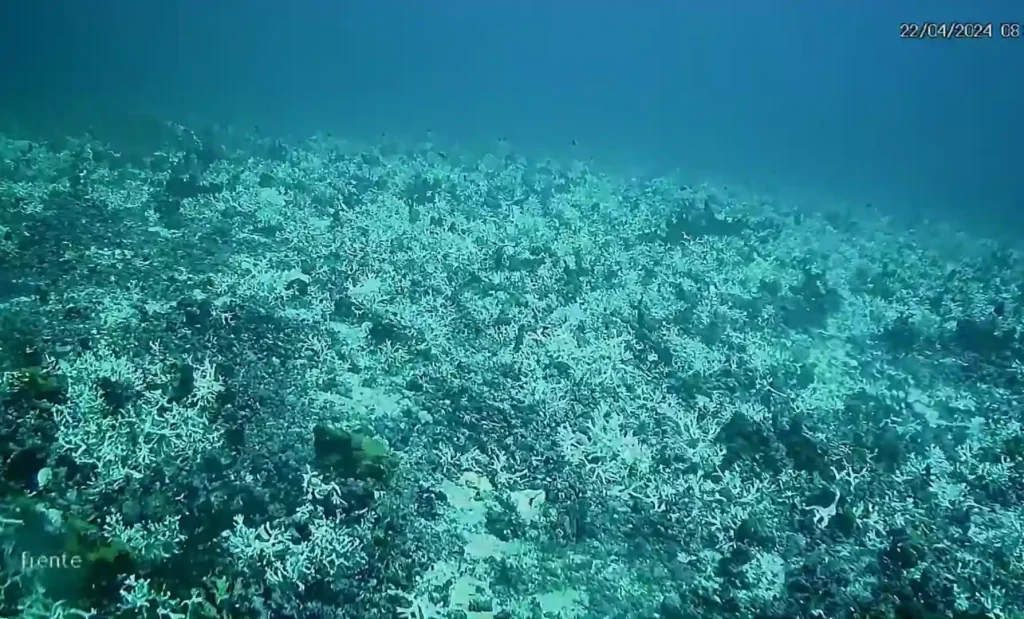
[1, 121, 1022, 619]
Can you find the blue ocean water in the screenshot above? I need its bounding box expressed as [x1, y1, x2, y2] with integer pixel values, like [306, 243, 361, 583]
[1, 0, 1020, 234]
[4, 4, 1024, 617]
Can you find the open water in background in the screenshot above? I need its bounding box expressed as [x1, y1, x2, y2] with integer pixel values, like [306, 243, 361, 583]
[0, 0, 1019, 238]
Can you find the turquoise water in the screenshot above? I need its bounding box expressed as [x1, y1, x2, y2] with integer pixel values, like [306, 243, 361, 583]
[1, 0, 1019, 234]
[2, 4, 1024, 617]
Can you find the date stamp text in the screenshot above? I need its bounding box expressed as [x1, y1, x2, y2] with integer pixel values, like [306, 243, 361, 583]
[900, 22, 994, 40]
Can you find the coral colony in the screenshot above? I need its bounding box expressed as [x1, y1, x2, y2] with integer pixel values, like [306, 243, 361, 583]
[1, 124, 1023, 618]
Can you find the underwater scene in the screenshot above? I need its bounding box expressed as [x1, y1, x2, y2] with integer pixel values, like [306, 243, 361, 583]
[1, 2, 1023, 618]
